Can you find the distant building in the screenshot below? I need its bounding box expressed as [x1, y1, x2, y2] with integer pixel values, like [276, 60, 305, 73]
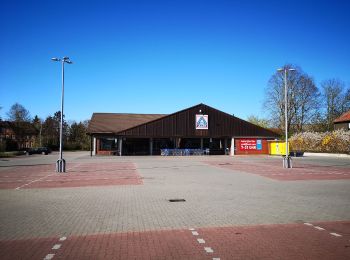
[87, 103, 279, 156]
[0, 121, 38, 151]
[334, 111, 350, 131]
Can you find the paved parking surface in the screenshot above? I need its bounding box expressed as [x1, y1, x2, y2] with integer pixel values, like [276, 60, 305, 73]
[0, 162, 141, 189]
[0, 152, 349, 259]
[206, 160, 350, 181]
[1, 222, 349, 260]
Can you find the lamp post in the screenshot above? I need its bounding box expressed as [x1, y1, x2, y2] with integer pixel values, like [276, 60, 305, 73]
[52, 57, 73, 173]
[277, 67, 295, 168]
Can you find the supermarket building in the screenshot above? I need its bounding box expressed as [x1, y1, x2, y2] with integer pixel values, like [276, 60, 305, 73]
[87, 103, 278, 156]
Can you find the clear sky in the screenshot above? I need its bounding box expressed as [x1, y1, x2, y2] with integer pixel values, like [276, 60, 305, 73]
[1, 0, 350, 122]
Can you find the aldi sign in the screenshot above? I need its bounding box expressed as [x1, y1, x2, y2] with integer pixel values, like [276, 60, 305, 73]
[195, 114, 208, 129]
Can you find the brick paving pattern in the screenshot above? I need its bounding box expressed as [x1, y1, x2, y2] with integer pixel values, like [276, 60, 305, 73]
[1, 222, 349, 260]
[0, 237, 60, 260]
[0, 162, 142, 189]
[0, 153, 349, 259]
[198, 223, 350, 260]
[206, 160, 350, 181]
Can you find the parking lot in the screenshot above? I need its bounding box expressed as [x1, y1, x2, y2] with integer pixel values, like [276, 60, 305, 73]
[0, 152, 349, 259]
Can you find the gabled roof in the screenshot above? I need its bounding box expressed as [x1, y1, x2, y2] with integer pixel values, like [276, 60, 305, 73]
[116, 103, 279, 138]
[87, 113, 167, 134]
[334, 110, 350, 123]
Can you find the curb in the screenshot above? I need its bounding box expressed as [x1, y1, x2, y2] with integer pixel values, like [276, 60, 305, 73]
[304, 152, 350, 158]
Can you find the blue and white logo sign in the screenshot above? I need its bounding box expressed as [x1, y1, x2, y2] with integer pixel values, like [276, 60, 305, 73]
[196, 114, 208, 129]
[256, 139, 262, 150]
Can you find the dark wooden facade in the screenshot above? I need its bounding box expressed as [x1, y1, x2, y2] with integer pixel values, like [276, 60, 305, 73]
[117, 104, 277, 138]
[88, 103, 279, 155]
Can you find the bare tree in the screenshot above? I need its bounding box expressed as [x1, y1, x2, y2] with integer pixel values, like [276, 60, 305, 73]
[247, 115, 270, 128]
[7, 103, 31, 122]
[321, 79, 350, 131]
[264, 65, 320, 134]
[292, 74, 319, 132]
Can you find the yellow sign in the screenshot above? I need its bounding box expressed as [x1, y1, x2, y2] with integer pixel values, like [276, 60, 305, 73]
[269, 141, 290, 155]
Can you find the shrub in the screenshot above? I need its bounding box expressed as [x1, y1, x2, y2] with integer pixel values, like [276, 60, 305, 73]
[289, 130, 350, 153]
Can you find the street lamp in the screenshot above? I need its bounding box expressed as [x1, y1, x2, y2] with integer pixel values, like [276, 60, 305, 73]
[51, 56, 73, 173]
[277, 67, 295, 168]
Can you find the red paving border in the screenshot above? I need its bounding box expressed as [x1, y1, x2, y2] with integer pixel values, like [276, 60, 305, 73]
[205, 160, 350, 181]
[196, 222, 350, 260]
[0, 162, 142, 189]
[1, 222, 349, 260]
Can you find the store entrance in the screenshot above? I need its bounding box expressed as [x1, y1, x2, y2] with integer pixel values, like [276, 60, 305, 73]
[122, 138, 150, 155]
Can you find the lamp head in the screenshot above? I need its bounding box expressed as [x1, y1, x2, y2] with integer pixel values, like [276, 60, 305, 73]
[277, 68, 296, 72]
[51, 58, 60, 62]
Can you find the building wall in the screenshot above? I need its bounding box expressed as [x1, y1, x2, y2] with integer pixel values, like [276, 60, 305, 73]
[0, 123, 36, 150]
[90, 104, 279, 156]
[334, 122, 350, 130]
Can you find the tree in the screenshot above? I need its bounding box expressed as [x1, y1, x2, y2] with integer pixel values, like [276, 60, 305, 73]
[7, 103, 31, 122]
[292, 74, 320, 132]
[321, 79, 350, 131]
[247, 115, 270, 128]
[68, 120, 90, 150]
[32, 115, 43, 147]
[264, 65, 320, 134]
[41, 111, 68, 149]
[42, 115, 58, 148]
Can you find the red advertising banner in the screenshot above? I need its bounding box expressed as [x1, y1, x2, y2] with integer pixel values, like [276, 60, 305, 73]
[240, 139, 257, 150]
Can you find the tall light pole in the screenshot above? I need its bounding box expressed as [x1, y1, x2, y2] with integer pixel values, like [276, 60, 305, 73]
[277, 67, 295, 168]
[52, 57, 73, 173]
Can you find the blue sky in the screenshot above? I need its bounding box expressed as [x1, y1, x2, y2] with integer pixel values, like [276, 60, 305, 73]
[1, 0, 350, 122]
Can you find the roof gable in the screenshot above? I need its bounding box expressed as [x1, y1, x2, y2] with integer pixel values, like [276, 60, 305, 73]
[117, 103, 279, 138]
[334, 110, 350, 123]
[87, 113, 167, 134]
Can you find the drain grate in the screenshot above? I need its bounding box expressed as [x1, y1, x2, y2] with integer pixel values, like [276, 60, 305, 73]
[168, 199, 186, 202]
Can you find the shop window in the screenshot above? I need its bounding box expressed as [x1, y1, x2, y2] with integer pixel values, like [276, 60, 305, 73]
[99, 138, 116, 151]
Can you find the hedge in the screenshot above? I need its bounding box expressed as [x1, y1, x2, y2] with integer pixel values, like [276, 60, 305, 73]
[289, 129, 350, 154]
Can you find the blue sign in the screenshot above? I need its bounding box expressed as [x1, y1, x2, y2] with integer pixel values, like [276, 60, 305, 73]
[256, 139, 262, 150]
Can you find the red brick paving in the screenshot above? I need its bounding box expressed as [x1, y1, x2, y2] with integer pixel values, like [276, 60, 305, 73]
[0, 162, 142, 189]
[0, 230, 208, 260]
[311, 221, 350, 239]
[197, 222, 350, 260]
[0, 164, 54, 189]
[1, 222, 349, 260]
[0, 237, 59, 260]
[206, 160, 350, 181]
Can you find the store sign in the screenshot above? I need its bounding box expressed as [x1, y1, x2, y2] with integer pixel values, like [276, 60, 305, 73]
[256, 139, 262, 150]
[240, 139, 259, 150]
[195, 114, 208, 129]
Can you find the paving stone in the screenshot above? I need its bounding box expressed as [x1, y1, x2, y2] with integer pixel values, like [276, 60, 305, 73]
[0, 152, 349, 259]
